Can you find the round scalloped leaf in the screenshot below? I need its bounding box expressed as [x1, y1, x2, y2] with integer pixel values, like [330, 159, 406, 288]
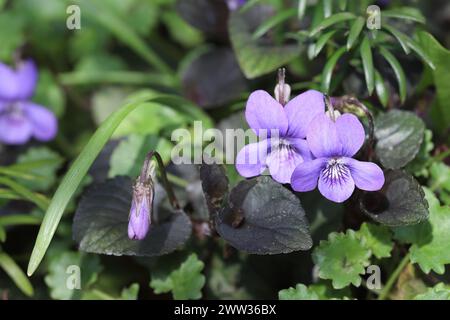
[278, 284, 319, 300]
[312, 230, 371, 289]
[414, 283, 450, 300]
[73, 176, 191, 256]
[360, 170, 429, 226]
[375, 110, 425, 169]
[394, 188, 450, 274]
[216, 176, 312, 254]
[356, 223, 393, 259]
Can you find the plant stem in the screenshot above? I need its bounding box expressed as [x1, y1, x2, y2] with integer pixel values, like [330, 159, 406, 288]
[378, 253, 410, 300]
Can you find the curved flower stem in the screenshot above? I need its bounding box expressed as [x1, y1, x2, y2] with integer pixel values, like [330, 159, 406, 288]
[378, 253, 410, 300]
[144, 151, 180, 210]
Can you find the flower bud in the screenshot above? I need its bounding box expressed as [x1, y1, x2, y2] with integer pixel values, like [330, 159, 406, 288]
[128, 180, 154, 240]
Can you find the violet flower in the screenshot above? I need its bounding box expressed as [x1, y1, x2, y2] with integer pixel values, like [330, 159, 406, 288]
[236, 89, 325, 183]
[0, 60, 57, 145]
[128, 179, 154, 240]
[291, 113, 384, 203]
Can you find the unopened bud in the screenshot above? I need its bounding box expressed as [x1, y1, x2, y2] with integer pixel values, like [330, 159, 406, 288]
[128, 159, 155, 240]
[274, 68, 291, 105]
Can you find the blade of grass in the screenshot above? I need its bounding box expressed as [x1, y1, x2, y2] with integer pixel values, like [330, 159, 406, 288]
[0, 215, 42, 227]
[252, 8, 297, 40]
[0, 177, 49, 211]
[310, 12, 355, 37]
[347, 16, 365, 50]
[313, 30, 337, 58]
[0, 249, 34, 297]
[321, 47, 346, 93]
[73, 0, 173, 74]
[27, 92, 212, 276]
[360, 36, 375, 95]
[375, 70, 389, 107]
[379, 46, 407, 103]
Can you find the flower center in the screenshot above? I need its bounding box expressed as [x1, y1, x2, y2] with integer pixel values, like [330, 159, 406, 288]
[321, 157, 350, 186]
[1, 102, 23, 118]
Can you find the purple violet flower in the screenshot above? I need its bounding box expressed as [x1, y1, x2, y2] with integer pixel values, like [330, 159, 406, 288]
[128, 179, 154, 240]
[291, 113, 385, 203]
[0, 59, 57, 145]
[236, 89, 325, 183]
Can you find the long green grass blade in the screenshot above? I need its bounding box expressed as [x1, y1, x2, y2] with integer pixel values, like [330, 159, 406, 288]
[310, 12, 355, 37]
[0, 249, 34, 297]
[347, 16, 365, 50]
[27, 92, 211, 276]
[321, 47, 346, 93]
[0, 215, 42, 227]
[252, 8, 297, 39]
[360, 37, 375, 95]
[0, 177, 49, 210]
[379, 46, 407, 103]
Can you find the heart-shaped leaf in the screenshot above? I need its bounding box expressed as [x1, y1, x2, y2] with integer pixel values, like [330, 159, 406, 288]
[228, 5, 302, 79]
[359, 170, 429, 227]
[215, 176, 312, 254]
[375, 110, 425, 169]
[73, 176, 192, 256]
[200, 163, 229, 217]
[181, 48, 247, 109]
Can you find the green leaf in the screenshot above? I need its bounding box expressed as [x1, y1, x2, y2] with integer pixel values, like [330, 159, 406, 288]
[0, 12, 25, 61]
[297, 0, 307, 20]
[161, 11, 203, 47]
[417, 31, 450, 132]
[313, 30, 337, 58]
[91, 88, 188, 138]
[108, 134, 171, 178]
[429, 162, 450, 196]
[33, 70, 66, 118]
[323, 0, 332, 18]
[252, 8, 297, 39]
[406, 129, 434, 177]
[382, 25, 411, 54]
[0, 214, 42, 227]
[360, 170, 429, 227]
[312, 230, 371, 289]
[278, 282, 350, 300]
[356, 223, 393, 259]
[414, 283, 450, 300]
[279, 284, 319, 300]
[44, 252, 102, 300]
[120, 283, 140, 300]
[346, 16, 364, 50]
[321, 47, 346, 93]
[150, 253, 205, 300]
[375, 110, 425, 169]
[73, 177, 192, 256]
[229, 6, 302, 79]
[0, 176, 49, 211]
[360, 36, 374, 94]
[27, 91, 211, 276]
[382, 7, 426, 24]
[374, 70, 389, 107]
[73, 0, 172, 73]
[394, 188, 450, 274]
[310, 12, 355, 37]
[0, 249, 34, 297]
[16, 147, 63, 192]
[215, 176, 312, 254]
[378, 46, 407, 103]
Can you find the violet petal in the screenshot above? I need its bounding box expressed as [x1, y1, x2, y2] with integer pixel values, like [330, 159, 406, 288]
[284, 90, 325, 139]
[343, 157, 385, 191]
